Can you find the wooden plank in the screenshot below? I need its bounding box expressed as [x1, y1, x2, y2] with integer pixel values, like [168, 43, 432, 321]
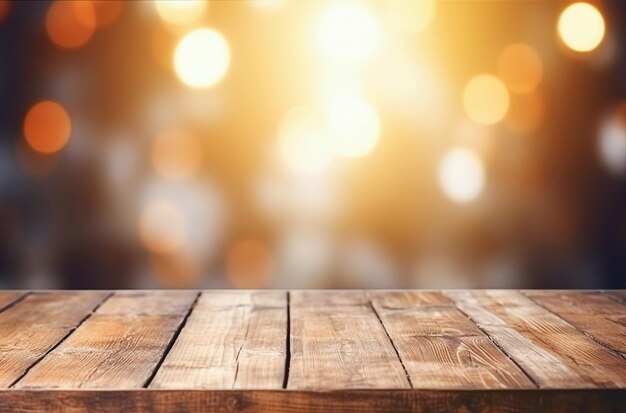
[288, 291, 410, 390]
[524, 291, 626, 357]
[14, 291, 197, 389]
[150, 291, 287, 389]
[0, 292, 108, 388]
[1, 389, 625, 413]
[368, 291, 534, 389]
[0, 291, 27, 312]
[605, 291, 626, 303]
[446, 290, 626, 389]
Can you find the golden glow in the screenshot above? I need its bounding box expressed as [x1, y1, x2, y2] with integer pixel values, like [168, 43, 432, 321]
[139, 201, 186, 254]
[152, 129, 203, 181]
[506, 92, 545, 134]
[558, 2, 605, 52]
[90, 0, 123, 28]
[226, 239, 274, 288]
[316, 3, 381, 65]
[463, 74, 509, 125]
[155, 0, 207, 27]
[439, 148, 485, 203]
[387, 0, 435, 33]
[46, 0, 96, 49]
[23, 101, 71, 154]
[278, 107, 333, 175]
[327, 95, 380, 157]
[174, 28, 230, 89]
[249, 0, 285, 11]
[497, 43, 543, 94]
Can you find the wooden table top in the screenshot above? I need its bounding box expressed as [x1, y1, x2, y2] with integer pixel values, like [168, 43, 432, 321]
[0, 290, 625, 412]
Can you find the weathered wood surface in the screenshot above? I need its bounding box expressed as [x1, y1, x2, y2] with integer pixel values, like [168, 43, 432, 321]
[0, 290, 625, 413]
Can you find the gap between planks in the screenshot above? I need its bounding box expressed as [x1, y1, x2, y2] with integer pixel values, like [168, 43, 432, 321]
[9, 291, 114, 388]
[368, 300, 414, 388]
[142, 291, 202, 388]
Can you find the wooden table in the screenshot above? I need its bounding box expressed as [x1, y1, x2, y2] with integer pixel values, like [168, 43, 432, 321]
[0, 290, 625, 412]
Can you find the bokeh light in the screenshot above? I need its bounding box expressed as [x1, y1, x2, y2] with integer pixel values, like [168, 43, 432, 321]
[387, 0, 435, 33]
[23, 101, 71, 154]
[463, 74, 510, 125]
[154, 0, 207, 27]
[326, 95, 380, 157]
[316, 3, 381, 65]
[249, 0, 285, 11]
[497, 43, 543, 94]
[278, 107, 333, 175]
[506, 91, 545, 134]
[598, 102, 626, 174]
[90, 0, 124, 28]
[174, 28, 230, 89]
[152, 129, 203, 181]
[46, 0, 96, 49]
[226, 239, 274, 288]
[558, 2, 605, 53]
[139, 201, 186, 254]
[438, 147, 485, 203]
[0, 1, 11, 24]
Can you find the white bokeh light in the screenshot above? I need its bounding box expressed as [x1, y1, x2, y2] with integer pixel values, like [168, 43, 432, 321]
[438, 147, 485, 203]
[174, 28, 230, 89]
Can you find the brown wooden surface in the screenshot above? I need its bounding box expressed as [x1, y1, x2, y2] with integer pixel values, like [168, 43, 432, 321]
[0, 290, 625, 413]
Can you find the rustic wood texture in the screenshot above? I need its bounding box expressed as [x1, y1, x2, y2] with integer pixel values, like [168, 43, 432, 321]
[14, 291, 197, 389]
[150, 291, 287, 389]
[288, 291, 410, 389]
[368, 291, 534, 389]
[1, 289, 625, 413]
[446, 290, 626, 389]
[523, 291, 626, 358]
[0, 292, 109, 388]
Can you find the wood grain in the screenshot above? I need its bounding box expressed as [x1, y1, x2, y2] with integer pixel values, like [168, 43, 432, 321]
[14, 291, 197, 389]
[0, 292, 108, 388]
[150, 291, 287, 389]
[369, 291, 534, 389]
[0, 291, 27, 312]
[2, 389, 625, 413]
[446, 290, 626, 389]
[288, 291, 410, 390]
[523, 291, 626, 357]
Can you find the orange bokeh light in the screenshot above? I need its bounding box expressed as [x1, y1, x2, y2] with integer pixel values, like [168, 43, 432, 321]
[226, 239, 274, 288]
[0, 1, 11, 25]
[23, 101, 71, 154]
[91, 0, 123, 28]
[46, 0, 96, 49]
[506, 91, 545, 134]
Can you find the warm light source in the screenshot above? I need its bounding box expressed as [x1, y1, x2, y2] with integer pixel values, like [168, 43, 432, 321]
[327, 95, 380, 157]
[558, 2, 605, 53]
[139, 201, 186, 254]
[174, 28, 230, 89]
[387, 0, 435, 33]
[316, 3, 381, 65]
[23, 101, 71, 154]
[439, 147, 485, 203]
[497, 43, 543, 94]
[155, 0, 207, 27]
[152, 129, 203, 181]
[46, 0, 96, 49]
[278, 107, 333, 175]
[463, 74, 509, 125]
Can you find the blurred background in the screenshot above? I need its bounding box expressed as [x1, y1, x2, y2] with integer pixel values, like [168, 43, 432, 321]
[0, 0, 624, 289]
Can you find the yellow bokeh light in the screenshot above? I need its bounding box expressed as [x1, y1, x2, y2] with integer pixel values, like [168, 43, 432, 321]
[174, 28, 230, 89]
[463, 74, 510, 125]
[439, 147, 485, 203]
[316, 3, 381, 65]
[327, 95, 380, 157]
[152, 129, 203, 181]
[139, 201, 186, 254]
[558, 2, 605, 53]
[497, 43, 543, 94]
[387, 0, 435, 33]
[278, 107, 333, 175]
[154, 0, 207, 27]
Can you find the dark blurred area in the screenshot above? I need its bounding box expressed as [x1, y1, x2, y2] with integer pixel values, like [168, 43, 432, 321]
[0, 0, 624, 289]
